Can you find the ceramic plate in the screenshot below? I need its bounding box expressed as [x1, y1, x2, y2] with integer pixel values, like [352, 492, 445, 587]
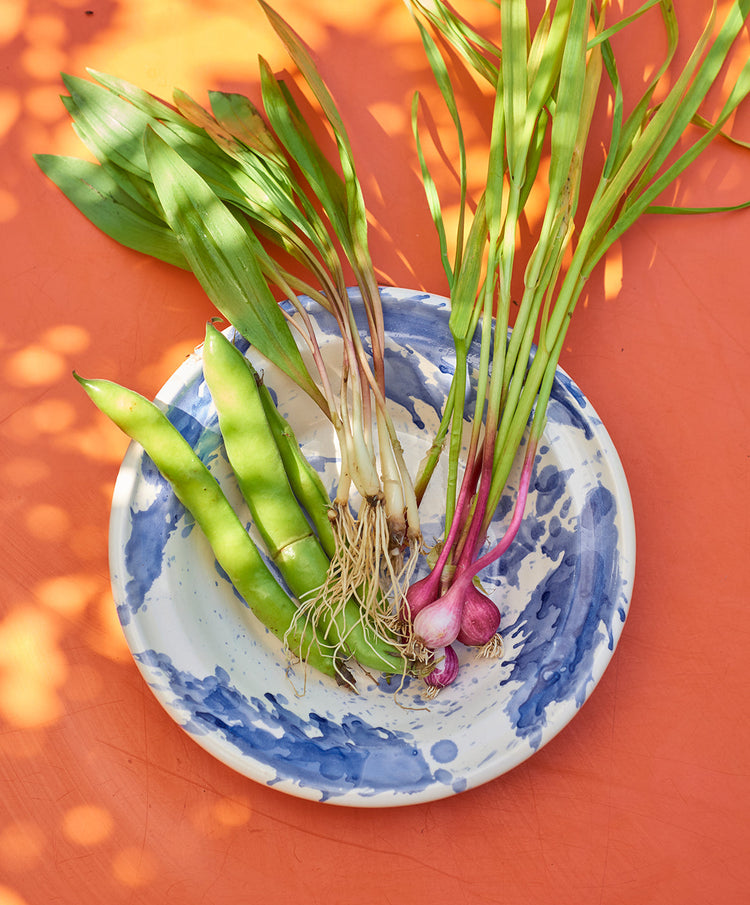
[109, 288, 635, 806]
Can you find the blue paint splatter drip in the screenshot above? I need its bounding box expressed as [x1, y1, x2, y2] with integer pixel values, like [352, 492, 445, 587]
[136, 650, 439, 801]
[501, 484, 621, 749]
[534, 464, 574, 517]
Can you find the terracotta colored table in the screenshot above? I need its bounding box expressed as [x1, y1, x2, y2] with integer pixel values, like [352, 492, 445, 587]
[2, 1, 749, 902]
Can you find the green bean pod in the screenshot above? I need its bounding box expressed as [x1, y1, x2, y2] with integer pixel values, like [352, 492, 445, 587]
[74, 372, 345, 682]
[202, 323, 407, 675]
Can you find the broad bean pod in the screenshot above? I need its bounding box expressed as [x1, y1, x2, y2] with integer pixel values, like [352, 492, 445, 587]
[74, 372, 346, 683]
[202, 323, 407, 676]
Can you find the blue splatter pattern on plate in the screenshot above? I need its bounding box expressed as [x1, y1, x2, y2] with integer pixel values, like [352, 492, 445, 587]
[109, 288, 635, 806]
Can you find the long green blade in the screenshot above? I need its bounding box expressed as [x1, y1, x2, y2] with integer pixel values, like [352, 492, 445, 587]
[412, 14, 468, 276]
[259, 0, 371, 269]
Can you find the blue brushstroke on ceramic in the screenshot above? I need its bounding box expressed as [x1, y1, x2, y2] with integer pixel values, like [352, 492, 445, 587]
[136, 650, 438, 801]
[121, 456, 183, 626]
[120, 401, 220, 626]
[501, 483, 621, 749]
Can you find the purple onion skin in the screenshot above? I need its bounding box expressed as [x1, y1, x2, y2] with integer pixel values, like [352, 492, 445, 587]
[404, 571, 440, 621]
[424, 645, 460, 690]
[456, 584, 501, 647]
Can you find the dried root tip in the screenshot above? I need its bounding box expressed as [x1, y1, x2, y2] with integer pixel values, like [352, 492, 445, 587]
[478, 634, 504, 659]
[424, 685, 441, 700]
[335, 661, 357, 690]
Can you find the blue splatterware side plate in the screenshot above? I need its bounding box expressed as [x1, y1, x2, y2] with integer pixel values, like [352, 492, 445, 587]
[109, 288, 635, 806]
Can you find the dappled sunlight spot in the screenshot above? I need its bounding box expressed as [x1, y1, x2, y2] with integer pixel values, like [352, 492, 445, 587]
[368, 100, 408, 135]
[62, 804, 114, 847]
[0, 608, 67, 728]
[0, 883, 32, 905]
[137, 340, 201, 391]
[186, 795, 253, 838]
[48, 115, 99, 159]
[59, 417, 129, 463]
[0, 188, 19, 223]
[439, 202, 468, 249]
[520, 156, 552, 234]
[36, 573, 100, 617]
[188, 795, 253, 835]
[99, 477, 118, 506]
[5, 344, 67, 387]
[42, 324, 91, 355]
[642, 61, 658, 84]
[24, 503, 71, 542]
[294, 0, 410, 33]
[87, 588, 130, 661]
[24, 13, 68, 45]
[1, 457, 51, 487]
[212, 796, 252, 828]
[0, 88, 20, 141]
[21, 46, 68, 81]
[0, 822, 44, 873]
[0, 0, 26, 44]
[604, 245, 623, 300]
[111, 846, 158, 888]
[68, 5, 279, 98]
[28, 397, 77, 435]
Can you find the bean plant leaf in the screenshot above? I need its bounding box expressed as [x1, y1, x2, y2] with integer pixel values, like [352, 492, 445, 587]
[34, 153, 188, 269]
[87, 69, 192, 126]
[143, 128, 326, 409]
[208, 91, 286, 162]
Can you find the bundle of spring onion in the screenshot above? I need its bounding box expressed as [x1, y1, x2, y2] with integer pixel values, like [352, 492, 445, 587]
[37, 0, 750, 694]
[401, 0, 750, 691]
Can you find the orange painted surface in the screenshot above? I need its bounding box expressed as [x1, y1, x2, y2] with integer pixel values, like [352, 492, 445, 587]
[2, 1, 749, 903]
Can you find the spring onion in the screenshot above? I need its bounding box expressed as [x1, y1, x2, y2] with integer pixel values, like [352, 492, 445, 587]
[404, 0, 750, 687]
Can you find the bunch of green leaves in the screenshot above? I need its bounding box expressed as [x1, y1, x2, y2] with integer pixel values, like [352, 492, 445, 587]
[36, 4, 425, 642]
[409, 0, 750, 538]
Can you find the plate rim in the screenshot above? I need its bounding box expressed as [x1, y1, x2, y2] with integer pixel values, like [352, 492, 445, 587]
[108, 286, 636, 806]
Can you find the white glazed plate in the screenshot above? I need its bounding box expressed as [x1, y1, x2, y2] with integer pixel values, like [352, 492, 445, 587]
[109, 288, 636, 806]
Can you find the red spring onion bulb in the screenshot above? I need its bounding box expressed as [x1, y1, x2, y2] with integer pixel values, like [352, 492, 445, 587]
[424, 645, 459, 691]
[412, 580, 466, 649]
[456, 583, 501, 647]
